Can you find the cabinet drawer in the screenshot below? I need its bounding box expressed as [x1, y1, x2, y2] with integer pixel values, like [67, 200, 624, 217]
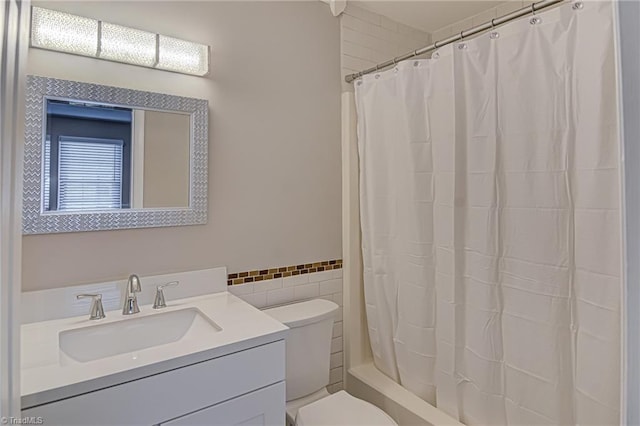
[161, 381, 285, 425]
[23, 341, 285, 425]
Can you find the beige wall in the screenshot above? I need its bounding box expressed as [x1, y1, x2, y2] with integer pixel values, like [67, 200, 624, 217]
[23, 1, 342, 291]
[142, 110, 190, 208]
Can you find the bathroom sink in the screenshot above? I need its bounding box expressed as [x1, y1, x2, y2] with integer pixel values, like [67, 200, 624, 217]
[59, 308, 221, 362]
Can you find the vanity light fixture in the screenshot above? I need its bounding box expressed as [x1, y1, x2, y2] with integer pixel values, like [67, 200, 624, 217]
[30, 7, 209, 76]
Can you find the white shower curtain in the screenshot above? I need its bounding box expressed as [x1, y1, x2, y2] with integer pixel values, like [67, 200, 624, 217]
[355, 1, 621, 425]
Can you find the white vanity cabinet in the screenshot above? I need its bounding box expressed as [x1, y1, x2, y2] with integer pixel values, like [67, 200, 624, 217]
[22, 340, 286, 426]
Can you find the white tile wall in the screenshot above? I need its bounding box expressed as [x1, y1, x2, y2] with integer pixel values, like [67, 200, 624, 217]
[229, 268, 345, 393]
[340, 5, 431, 91]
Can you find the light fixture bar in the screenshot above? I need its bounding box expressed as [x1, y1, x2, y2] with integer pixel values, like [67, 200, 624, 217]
[30, 7, 210, 76]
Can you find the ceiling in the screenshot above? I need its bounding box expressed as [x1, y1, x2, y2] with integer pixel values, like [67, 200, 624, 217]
[352, 0, 505, 33]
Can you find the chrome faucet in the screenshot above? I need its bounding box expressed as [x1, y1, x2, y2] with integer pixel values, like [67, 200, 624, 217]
[122, 274, 141, 315]
[77, 293, 106, 320]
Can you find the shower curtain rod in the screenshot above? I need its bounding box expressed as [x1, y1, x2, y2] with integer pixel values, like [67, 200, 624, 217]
[345, 0, 566, 83]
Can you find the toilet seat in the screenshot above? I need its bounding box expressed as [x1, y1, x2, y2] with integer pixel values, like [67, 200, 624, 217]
[295, 391, 397, 426]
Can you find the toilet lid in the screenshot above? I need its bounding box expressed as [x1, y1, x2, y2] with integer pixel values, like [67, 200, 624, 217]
[296, 391, 397, 426]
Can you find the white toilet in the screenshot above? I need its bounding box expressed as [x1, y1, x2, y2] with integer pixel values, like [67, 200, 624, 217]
[265, 299, 397, 426]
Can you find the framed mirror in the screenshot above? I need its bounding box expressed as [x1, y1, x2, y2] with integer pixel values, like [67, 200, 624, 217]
[23, 75, 208, 234]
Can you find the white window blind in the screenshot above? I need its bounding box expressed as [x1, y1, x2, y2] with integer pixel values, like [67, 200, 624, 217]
[43, 135, 51, 211]
[57, 136, 124, 211]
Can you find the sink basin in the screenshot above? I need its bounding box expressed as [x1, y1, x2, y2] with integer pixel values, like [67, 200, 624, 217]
[59, 308, 221, 362]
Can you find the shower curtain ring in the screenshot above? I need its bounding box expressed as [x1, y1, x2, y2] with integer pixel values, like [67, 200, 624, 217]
[529, 3, 542, 24]
[460, 30, 465, 39]
[489, 17, 500, 39]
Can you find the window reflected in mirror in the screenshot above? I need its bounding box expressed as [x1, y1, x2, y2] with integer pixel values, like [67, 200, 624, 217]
[43, 99, 191, 212]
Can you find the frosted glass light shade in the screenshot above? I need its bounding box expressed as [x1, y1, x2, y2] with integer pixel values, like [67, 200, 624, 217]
[30, 7, 210, 77]
[31, 7, 98, 57]
[100, 23, 157, 67]
[157, 35, 209, 76]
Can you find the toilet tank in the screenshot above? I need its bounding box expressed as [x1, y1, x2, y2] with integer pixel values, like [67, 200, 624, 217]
[264, 299, 339, 401]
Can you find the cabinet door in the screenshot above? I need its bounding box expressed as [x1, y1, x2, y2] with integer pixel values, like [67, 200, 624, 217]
[23, 341, 285, 425]
[161, 381, 285, 426]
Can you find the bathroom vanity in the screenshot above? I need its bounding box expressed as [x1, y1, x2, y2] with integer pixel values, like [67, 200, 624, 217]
[20, 281, 288, 426]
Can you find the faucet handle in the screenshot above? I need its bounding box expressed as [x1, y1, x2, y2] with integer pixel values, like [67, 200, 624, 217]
[77, 294, 106, 320]
[153, 281, 179, 309]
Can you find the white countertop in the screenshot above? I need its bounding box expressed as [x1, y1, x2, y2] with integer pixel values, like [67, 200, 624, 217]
[21, 292, 288, 409]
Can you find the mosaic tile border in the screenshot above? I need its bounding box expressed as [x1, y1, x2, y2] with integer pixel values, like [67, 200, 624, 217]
[228, 259, 343, 285]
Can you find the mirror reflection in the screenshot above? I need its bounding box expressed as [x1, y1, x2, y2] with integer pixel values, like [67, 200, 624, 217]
[43, 99, 190, 212]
